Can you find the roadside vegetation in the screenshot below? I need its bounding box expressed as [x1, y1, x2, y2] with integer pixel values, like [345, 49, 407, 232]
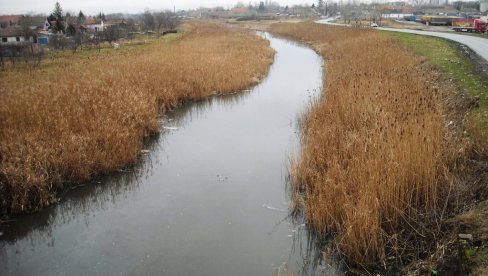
[385, 32, 488, 133]
[0, 21, 274, 214]
[385, 31, 488, 274]
[270, 22, 487, 273]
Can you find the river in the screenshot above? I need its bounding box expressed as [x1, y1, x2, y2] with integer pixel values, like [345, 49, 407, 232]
[0, 33, 324, 276]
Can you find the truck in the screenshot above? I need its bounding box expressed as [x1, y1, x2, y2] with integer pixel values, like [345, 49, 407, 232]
[403, 15, 416, 21]
[422, 15, 460, 26]
[452, 18, 487, 33]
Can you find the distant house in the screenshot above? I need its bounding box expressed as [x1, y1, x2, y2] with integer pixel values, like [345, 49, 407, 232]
[186, 10, 202, 18]
[28, 16, 50, 32]
[0, 26, 34, 44]
[84, 17, 104, 32]
[103, 19, 124, 30]
[0, 15, 49, 32]
[231, 7, 250, 14]
[230, 7, 256, 18]
[0, 15, 24, 29]
[288, 6, 315, 17]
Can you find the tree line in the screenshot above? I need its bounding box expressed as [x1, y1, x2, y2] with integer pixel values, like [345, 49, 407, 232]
[0, 2, 180, 68]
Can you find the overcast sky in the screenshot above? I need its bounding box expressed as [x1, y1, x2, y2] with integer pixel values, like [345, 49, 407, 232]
[0, 1, 314, 16]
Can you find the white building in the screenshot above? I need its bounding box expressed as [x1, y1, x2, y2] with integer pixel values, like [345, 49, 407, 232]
[0, 27, 34, 44]
[84, 18, 105, 32]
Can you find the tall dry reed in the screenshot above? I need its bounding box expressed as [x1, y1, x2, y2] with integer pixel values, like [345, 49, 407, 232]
[271, 22, 450, 267]
[0, 21, 274, 214]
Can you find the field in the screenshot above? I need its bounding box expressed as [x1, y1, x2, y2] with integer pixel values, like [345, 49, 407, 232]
[270, 22, 486, 271]
[0, 21, 275, 214]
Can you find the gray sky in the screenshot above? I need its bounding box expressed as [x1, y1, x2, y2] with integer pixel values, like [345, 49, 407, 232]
[0, 1, 313, 16]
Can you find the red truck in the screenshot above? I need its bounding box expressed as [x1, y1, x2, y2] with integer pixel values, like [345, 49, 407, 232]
[452, 18, 487, 33]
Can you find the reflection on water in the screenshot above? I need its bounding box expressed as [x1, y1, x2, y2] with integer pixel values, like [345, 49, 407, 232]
[288, 213, 346, 275]
[1, 34, 327, 276]
[0, 147, 151, 245]
[0, 92, 254, 248]
[165, 89, 254, 128]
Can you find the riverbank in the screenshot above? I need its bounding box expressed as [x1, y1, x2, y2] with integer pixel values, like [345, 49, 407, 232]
[0, 31, 323, 276]
[384, 31, 488, 275]
[269, 22, 487, 273]
[0, 21, 275, 215]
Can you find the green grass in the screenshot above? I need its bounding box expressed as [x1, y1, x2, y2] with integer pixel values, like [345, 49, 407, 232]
[465, 248, 476, 258]
[479, 250, 488, 267]
[465, 245, 488, 273]
[383, 32, 488, 144]
[61, 28, 185, 55]
[36, 29, 187, 70]
[383, 32, 488, 114]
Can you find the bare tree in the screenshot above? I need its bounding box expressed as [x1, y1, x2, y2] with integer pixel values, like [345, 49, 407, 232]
[318, 0, 326, 15]
[15, 15, 45, 67]
[142, 10, 155, 31]
[48, 34, 68, 58]
[18, 16, 37, 43]
[341, 4, 353, 24]
[65, 14, 78, 36]
[22, 44, 44, 67]
[146, 10, 179, 36]
[153, 11, 165, 36]
[78, 30, 90, 50]
[102, 25, 125, 43]
[125, 18, 136, 32]
[328, 3, 339, 16]
[163, 11, 180, 30]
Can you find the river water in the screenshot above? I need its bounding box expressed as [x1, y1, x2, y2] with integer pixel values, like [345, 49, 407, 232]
[0, 34, 324, 276]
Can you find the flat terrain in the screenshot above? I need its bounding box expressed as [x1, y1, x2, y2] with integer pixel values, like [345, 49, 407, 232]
[0, 21, 275, 215]
[270, 21, 488, 274]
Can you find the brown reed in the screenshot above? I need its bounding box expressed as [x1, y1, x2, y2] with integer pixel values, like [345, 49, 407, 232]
[271, 22, 452, 268]
[0, 21, 274, 214]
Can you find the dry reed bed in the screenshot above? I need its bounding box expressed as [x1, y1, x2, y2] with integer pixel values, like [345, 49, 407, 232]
[270, 22, 455, 268]
[0, 21, 274, 214]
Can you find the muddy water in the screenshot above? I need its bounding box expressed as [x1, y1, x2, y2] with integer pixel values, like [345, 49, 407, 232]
[0, 34, 323, 275]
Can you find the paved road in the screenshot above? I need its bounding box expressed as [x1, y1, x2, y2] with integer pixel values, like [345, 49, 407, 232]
[316, 18, 488, 62]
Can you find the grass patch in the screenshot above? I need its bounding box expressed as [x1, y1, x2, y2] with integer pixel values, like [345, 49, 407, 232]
[32, 30, 188, 70]
[383, 32, 488, 113]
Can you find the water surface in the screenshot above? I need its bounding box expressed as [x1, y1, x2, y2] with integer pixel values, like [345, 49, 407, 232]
[1, 34, 323, 276]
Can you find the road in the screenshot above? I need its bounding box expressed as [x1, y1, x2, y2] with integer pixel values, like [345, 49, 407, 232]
[317, 18, 488, 62]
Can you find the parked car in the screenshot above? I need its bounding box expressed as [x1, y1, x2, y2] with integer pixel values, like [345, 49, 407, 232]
[371, 23, 378, 28]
